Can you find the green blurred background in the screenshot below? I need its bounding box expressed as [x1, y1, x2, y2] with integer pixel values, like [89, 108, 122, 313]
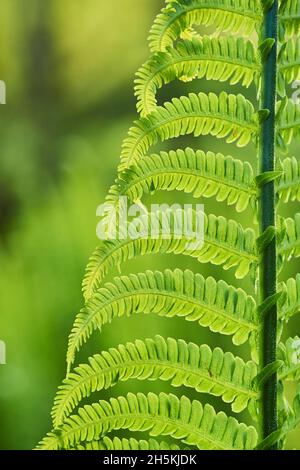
[0, 0, 299, 450]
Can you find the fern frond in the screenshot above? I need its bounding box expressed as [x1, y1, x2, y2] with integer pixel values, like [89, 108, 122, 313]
[280, 386, 300, 440]
[279, 274, 300, 321]
[120, 92, 258, 170]
[278, 38, 300, 97]
[135, 36, 259, 116]
[279, 0, 300, 39]
[109, 148, 256, 213]
[148, 0, 262, 52]
[75, 436, 182, 450]
[278, 213, 300, 262]
[258, 385, 300, 449]
[37, 0, 300, 451]
[278, 336, 300, 381]
[83, 210, 257, 299]
[277, 157, 300, 203]
[54, 335, 257, 426]
[276, 99, 300, 151]
[72, 270, 257, 367]
[39, 392, 258, 450]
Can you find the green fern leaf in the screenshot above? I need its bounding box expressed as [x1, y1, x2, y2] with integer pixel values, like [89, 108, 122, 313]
[109, 148, 256, 213]
[258, 385, 298, 449]
[54, 335, 257, 426]
[278, 386, 300, 441]
[277, 157, 300, 203]
[135, 36, 259, 116]
[39, 392, 258, 450]
[120, 92, 258, 170]
[276, 99, 300, 151]
[278, 213, 300, 262]
[72, 270, 257, 367]
[148, 0, 262, 52]
[279, 274, 300, 321]
[83, 211, 257, 299]
[278, 38, 300, 97]
[279, 0, 300, 39]
[75, 436, 182, 450]
[37, 0, 300, 452]
[278, 336, 300, 381]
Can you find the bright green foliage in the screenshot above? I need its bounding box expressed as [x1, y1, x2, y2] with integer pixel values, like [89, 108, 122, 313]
[120, 91, 258, 171]
[277, 157, 300, 202]
[279, 0, 300, 39]
[39, 392, 258, 450]
[54, 335, 257, 427]
[278, 38, 300, 97]
[148, 0, 262, 52]
[83, 213, 257, 299]
[136, 37, 260, 116]
[75, 437, 182, 451]
[279, 337, 300, 381]
[276, 99, 300, 150]
[72, 270, 257, 366]
[279, 274, 300, 321]
[40, 0, 300, 451]
[281, 386, 300, 437]
[257, 385, 300, 449]
[110, 148, 256, 212]
[278, 213, 300, 262]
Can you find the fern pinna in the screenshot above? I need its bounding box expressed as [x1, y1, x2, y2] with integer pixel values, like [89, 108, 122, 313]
[39, 0, 300, 451]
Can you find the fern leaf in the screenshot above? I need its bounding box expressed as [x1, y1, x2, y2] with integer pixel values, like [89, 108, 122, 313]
[109, 148, 256, 213]
[39, 392, 258, 450]
[277, 157, 300, 203]
[276, 99, 300, 151]
[54, 335, 257, 426]
[278, 38, 300, 97]
[279, 274, 300, 321]
[83, 210, 257, 299]
[75, 436, 182, 450]
[120, 92, 258, 170]
[278, 213, 300, 262]
[278, 336, 300, 381]
[257, 385, 300, 449]
[279, 0, 300, 39]
[71, 270, 257, 367]
[135, 36, 259, 116]
[279, 386, 300, 440]
[148, 0, 262, 52]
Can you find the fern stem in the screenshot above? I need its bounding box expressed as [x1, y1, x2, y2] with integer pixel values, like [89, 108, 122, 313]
[259, 0, 278, 448]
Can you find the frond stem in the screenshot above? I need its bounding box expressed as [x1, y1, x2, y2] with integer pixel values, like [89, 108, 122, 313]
[258, 0, 279, 448]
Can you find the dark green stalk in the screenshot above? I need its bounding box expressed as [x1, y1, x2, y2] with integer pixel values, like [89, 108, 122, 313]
[259, 0, 278, 448]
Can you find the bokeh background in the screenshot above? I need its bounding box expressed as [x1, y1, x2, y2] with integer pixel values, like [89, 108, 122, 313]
[0, 0, 299, 450]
